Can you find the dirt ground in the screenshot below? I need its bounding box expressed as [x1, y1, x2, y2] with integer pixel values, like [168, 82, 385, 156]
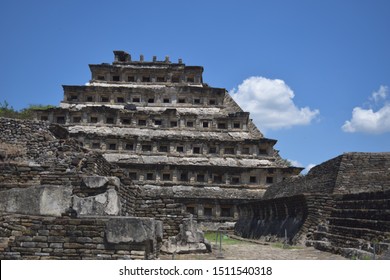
[160, 238, 346, 260]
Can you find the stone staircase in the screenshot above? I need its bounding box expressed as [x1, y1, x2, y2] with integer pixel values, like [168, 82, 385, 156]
[310, 191, 390, 259]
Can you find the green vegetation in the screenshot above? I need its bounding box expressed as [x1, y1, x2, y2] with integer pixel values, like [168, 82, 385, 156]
[271, 242, 304, 250]
[351, 254, 373, 260]
[204, 232, 248, 245]
[0, 100, 55, 120]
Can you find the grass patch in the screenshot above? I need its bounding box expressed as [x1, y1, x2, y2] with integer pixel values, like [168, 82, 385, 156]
[271, 242, 304, 250]
[204, 232, 248, 245]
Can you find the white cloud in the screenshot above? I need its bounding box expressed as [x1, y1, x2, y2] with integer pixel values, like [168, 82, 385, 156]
[289, 159, 316, 174]
[288, 159, 316, 174]
[304, 164, 316, 174]
[342, 85, 390, 134]
[230, 76, 319, 130]
[288, 159, 302, 167]
[370, 85, 388, 103]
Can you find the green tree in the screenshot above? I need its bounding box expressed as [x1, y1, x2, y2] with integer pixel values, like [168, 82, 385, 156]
[0, 101, 55, 119]
[0, 100, 18, 118]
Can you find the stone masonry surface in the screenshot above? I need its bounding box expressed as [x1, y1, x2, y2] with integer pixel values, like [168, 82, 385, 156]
[235, 153, 390, 259]
[0, 213, 162, 260]
[0, 117, 167, 259]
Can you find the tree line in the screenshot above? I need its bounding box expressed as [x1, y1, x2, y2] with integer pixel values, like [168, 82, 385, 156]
[0, 101, 54, 119]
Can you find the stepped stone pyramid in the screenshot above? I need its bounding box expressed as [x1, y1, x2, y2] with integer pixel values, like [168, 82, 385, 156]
[34, 50, 302, 222]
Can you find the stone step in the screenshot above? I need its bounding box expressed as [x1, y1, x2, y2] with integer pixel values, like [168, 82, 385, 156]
[339, 191, 390, 201]
[313, 231, 390, 256]
[331, 209, 390, 220]
[307, 240, 334, 253]
[327, 224, 389, 241]
[334, 199, 390, 210]
[329, 217, 390, 232]
[313, 231, 363, 247]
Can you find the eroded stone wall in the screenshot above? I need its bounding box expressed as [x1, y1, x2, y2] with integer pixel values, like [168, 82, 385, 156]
[310, 190, 390, 259]
[0, 117, 138, 216]
[264, 152, 390, 199]
[235, 195, 308, 242]
[263, 155, 343, 199]
[0, 117, 215, 244]
[235, 194, 334, 244]
[0, 213, 162, 260]
[334, 153, 390, 194]
[235, 153, 390, 258]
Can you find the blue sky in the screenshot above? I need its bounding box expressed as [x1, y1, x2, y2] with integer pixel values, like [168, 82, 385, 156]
[1, 0, 389, 171]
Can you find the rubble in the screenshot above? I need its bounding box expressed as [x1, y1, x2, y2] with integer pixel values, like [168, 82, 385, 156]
[161, 216, 211, 254]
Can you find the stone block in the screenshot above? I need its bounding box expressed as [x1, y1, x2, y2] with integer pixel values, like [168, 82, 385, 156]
[64, 249, 78, 254]
[40, 186, 73, 216]
[15, 236, 33, 242]
[13, 247, 42, 253]
[0, 185, 72, 217]
[34, 252, 50, 256]
[105, 217, 161, 244]
[96, 254, 112, 259]
[35, 242, 49, 248]
[63, 242, 85, 249]
[24, 256, 41, 260]
[42, 248, 53, 253]
[49, 230, 66, 236]
[48, 236, 66, 243]
[108, 177, 121, 188]
[115, 250, 131, 255]
[49, 242, 63, 248]
[84, 243, 97, 249]
[11, 230, 23, 237]
[83, 230, 101, 237]
[76, 237, 93, 243]
[21, 241, 36, 248]
[92, 237, 104, 243]
[72, 189, 120, 216]
[82, 176, 109, 188]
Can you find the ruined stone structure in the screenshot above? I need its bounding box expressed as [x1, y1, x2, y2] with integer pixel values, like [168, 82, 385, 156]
[1, 52, 389, 260]
[33, 50, 302, 226]
[234, 152, 390, 259]
[0, 117, 162, 259]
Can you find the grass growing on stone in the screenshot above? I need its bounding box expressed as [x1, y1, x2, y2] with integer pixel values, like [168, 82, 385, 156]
[204, 232, 248, 245]
[271, 242, 304, 250]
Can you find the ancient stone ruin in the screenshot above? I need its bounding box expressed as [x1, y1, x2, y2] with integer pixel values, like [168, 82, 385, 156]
[33, 50, 302, 230]
[0, 118, 162, 259]
[161, 216, 212, 255]
[235, 152, 390, 259]
[1, 50, 389, 259]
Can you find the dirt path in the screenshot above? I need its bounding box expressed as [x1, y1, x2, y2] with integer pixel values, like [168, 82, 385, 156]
[161, 240, 346, 260]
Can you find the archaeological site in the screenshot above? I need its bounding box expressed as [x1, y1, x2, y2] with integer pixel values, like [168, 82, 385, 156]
[1, 51, 389, 259]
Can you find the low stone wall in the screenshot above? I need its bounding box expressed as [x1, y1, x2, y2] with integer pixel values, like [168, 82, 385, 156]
[0, 213, 162, 260]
